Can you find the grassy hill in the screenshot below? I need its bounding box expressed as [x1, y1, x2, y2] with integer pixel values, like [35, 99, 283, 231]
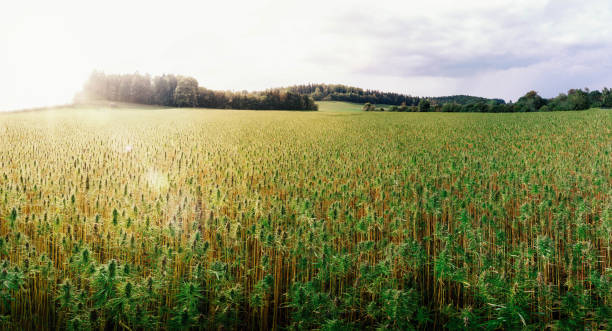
[316, 101, 364, 112]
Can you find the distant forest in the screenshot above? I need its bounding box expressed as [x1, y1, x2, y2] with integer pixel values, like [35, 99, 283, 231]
[77, 72, 318, 111]
[289, 83, 612, 113]
[286, 83, 505, 106]
[362, 88, 612, 113]
[77, 72, 612, 113]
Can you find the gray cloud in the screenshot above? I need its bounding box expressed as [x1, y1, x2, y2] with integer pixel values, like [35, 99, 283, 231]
[300, 0, 612, 99]
[357, 51, 544, 77]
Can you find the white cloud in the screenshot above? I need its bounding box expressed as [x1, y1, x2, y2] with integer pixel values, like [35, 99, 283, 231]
[1, 0, 611, 110]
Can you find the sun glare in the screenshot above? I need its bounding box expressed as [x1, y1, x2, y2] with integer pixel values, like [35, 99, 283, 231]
[1, 15, 89, 110]
[146, 169, 169, 193]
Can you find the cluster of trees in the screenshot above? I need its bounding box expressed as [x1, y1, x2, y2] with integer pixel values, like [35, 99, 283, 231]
[513, 88, 612, 112]
[287, 84, 504, 106]
[363, 98, 500, 112]
[431, 94, 506, 105]
[363, 88, 612, 113]
[363, 101, 423, 112]
[77, 72, 318, 111]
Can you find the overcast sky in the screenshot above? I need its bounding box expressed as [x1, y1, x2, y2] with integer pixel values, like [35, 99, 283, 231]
[1, 0, 611, 110]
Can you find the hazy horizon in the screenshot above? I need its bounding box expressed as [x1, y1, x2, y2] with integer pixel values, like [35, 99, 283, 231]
[2, 0, 611, 111]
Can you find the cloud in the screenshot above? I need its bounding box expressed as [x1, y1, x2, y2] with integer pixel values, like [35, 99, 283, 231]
[357, 52, 544, 77]
[301, 0, 612, 99]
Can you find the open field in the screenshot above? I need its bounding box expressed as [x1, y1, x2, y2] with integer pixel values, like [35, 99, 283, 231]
[317, 101, 366, 112]
[0, 106, 610, 330]
[317, 101, 395, 112]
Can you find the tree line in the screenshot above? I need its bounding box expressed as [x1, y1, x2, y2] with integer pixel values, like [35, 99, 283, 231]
[76, 72, 318, 111]
[286, 83, 505, 106]
[77, 72, 611, 113]
[363, 88, 612, 112]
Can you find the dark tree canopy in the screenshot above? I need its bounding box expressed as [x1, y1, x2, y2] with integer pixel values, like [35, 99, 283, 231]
[173, 77, 198, 107]
[418, 99, 431, 112]
[514, 90, 547, 112]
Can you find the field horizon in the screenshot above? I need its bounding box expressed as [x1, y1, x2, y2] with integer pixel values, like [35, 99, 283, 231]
[3, 100, 610, 115]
